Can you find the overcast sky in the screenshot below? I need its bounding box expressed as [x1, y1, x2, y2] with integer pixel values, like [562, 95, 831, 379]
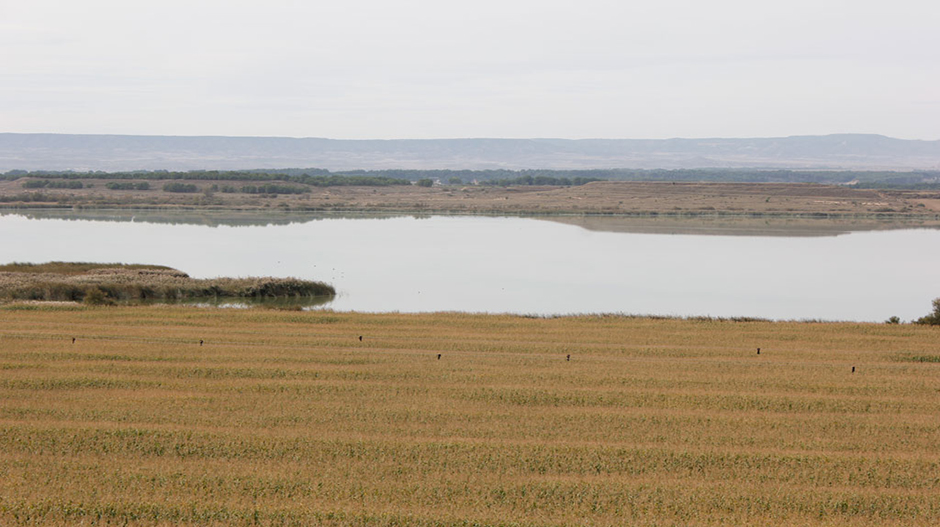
[2, 0, 938, 140]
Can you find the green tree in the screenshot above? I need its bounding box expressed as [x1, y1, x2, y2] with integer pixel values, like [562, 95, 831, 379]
[914, 298, 940, 326]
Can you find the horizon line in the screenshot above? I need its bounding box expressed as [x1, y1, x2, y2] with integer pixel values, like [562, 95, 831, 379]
[2, 131, 937, 142]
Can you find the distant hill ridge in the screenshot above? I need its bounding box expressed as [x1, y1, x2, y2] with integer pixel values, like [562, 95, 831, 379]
[2, 133, 939, 171]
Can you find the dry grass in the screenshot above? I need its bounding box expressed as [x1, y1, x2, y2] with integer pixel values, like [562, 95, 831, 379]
[0, 306, 938, 526]
[0, 262, 178, 275]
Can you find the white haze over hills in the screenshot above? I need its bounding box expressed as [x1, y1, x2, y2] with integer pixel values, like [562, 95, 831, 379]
[1, 133, 939, 172]
[2, 1, 938, 142]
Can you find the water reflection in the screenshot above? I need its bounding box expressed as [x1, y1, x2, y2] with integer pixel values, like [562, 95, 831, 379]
[541, 215, 940, 237]
[1, 210, 939, 321]
[4, 208, 939, 237]
[1, 209, 413, 229]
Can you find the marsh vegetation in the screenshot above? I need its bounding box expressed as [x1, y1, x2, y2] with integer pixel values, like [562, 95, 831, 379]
[2, 176, 940, 217]
[0, 262, 334, 305]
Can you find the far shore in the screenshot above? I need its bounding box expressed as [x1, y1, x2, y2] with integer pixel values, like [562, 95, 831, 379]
[2, 180, 940, 218]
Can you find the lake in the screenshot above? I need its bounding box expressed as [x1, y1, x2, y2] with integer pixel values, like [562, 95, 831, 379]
[2, 209, 939, 322]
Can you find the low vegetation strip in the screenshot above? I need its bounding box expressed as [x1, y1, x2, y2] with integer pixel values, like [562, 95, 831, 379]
[0, 262, 334, 303]
[5, 167, 940, 188]
[0, 307, 938, 526]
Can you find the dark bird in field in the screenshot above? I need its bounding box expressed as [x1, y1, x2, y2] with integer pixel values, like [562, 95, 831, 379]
[359, 335, 362, 342]
[437, 354, 441, 360]
[852, 366, 855, 373]
[200, 340, 204, 346]
[72, 337, 75, 344]
[566, 354, 570, 361]
[757, 348, 760, 355]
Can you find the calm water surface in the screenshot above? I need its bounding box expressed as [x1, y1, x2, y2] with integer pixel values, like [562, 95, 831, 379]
[2, 211, 939, 322]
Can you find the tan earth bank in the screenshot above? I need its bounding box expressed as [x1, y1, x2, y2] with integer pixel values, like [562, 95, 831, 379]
[3, 179, 940, 217]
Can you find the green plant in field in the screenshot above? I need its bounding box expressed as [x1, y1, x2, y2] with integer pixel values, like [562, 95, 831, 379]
[897, 354, 940, 363]
[885, 316, 901, 324]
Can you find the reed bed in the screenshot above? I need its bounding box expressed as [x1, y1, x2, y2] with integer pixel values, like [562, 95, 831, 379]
[0, 306, 938, 526]
[0, 263, 334, 303]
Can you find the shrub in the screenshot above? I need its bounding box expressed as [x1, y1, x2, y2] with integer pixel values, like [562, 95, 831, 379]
[240, 184, 308, 195]
[162, 182, 199, 193]
[886, 316, 901, 324]
[22, 180, 84, 189]
[914, 298, 940, 326]
[21, 180, 48, 189]
[82, 287, 113, 306]
[106, 182, 150, 190]
[47, 180, 84, 189]
[416, 178, 434, 187]
[0, 192, 52, 203]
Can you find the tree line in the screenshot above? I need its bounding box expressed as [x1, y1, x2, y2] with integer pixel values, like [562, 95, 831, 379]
[4, 168, 940, 189]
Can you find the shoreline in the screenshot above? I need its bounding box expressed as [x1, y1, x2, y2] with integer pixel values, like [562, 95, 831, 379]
[2, 181, 939, 218]
[0, 300, 924, 325]
[5, 205, 940, 239]
[4, 202, 940, 220]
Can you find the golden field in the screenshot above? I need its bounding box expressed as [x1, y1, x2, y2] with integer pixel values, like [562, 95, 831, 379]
[0, 305, 938, 526]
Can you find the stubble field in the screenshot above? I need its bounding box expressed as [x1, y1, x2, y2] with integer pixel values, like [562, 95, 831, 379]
[0, 305, 938, 526]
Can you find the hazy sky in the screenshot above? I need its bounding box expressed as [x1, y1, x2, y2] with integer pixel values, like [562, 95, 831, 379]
[2, 0, 938, 139]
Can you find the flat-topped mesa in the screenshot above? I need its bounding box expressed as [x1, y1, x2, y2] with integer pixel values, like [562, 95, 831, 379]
[0, 262, 334, 304]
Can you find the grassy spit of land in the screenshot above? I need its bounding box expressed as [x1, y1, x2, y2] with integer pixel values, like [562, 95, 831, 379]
[3, 179, 940, 218]
[0, 305, 938, 526]
[0, 263, 334, 304]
